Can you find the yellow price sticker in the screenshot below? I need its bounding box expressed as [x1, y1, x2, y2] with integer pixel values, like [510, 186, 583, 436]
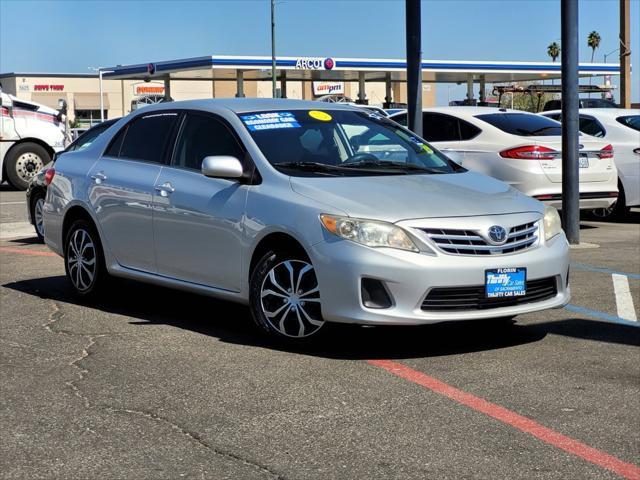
[421, 144, 433, 154]
[308, 110, 332, 122]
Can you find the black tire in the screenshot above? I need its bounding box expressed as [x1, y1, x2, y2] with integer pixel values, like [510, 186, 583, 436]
[30, 191, 46, 243]
[249, 250, 327, 343]
[592, 180, 630, 220]
[5, 142, 51, 190]
[63, 219, 108, 298]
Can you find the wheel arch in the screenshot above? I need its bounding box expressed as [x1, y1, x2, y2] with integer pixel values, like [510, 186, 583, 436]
[62, 204, 99, 248]
[248, 231, 310, 281]
[7, 137, 56, 161]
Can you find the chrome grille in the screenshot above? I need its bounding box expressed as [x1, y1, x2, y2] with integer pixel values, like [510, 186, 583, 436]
[421, 222, 538, 255]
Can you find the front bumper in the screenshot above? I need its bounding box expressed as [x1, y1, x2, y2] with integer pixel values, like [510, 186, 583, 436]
[309, 230, 570, 326]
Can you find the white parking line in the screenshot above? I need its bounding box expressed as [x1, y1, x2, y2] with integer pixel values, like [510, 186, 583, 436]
[0, 201, 26, 205]
[612, 274, 638, 322]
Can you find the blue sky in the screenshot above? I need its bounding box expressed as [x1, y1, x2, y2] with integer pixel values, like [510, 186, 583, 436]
[1, 0, 638, 104]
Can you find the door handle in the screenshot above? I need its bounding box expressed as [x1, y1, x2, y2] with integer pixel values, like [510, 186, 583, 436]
[155, 182, 175, 197]
[90, 172, 107, 184]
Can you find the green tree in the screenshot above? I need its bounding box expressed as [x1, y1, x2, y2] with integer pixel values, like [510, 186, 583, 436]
[587, 31, 601, 62]
[547, 42, 561, 85]
[587, 31, 601, 91]
[547, 42, 561, 62]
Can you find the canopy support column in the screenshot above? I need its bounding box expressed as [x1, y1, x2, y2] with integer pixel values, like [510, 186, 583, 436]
[163, 76, 171, 101]
[479, 75, 486, 104]
[356, 71, 367, 104]
[236, 70, 245, 98]
[384, 73, 392, 108]
[280, 70, 287, 99]
[466, 75, 474, 105]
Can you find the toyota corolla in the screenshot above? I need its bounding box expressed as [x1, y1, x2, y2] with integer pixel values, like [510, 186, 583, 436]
[43, 99, 570, 342]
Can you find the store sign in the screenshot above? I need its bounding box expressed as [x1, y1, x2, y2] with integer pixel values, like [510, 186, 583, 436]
[33, 84, 64, 91]
[18, 84, 29, 92]
[313, 81, 344, 96]
[133, 82, 165, 96]
[295, 57, 335, 70]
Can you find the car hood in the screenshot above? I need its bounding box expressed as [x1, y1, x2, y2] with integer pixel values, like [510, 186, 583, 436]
[290, 171, 543, 222]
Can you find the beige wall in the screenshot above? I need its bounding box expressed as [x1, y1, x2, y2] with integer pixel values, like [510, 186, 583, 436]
[1, 74, 436, 122]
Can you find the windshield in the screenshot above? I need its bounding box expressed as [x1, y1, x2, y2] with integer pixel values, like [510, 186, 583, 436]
[476, 113, 562, 136]
[616, 115, 640, 132]
[239, 109, 462, 177]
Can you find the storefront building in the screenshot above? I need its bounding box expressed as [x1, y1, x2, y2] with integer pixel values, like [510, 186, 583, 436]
[0, 70, 434, 126]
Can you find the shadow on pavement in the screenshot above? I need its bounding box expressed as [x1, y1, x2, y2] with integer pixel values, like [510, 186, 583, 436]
[4, 275, 637, 360]
[8, 236, 42, 246]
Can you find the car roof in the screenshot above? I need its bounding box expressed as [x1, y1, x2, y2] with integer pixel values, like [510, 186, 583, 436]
[543, 108, 640, 117]
[133, 98, 360, 115]
[389, 106, 539, 122]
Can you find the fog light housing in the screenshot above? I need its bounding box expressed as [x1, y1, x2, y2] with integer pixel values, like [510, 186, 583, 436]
[361, 278, 393, 309]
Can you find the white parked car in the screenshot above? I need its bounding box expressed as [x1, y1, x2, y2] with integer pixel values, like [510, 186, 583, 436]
[542, 108, 639, 217]
[389, 107, 618, 211]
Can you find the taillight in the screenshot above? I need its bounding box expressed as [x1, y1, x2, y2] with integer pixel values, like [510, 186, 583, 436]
[44, 168, 55, 186]
[597, 144, 614, 159]
[499, 145, 558, 160]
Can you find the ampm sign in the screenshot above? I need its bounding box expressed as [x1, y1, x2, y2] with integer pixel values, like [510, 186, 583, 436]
[295, 57, 335, 70]
[313, 81, 344, 96]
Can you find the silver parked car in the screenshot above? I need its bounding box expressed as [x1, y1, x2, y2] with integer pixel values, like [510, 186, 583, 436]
[43, 99, 570, 342]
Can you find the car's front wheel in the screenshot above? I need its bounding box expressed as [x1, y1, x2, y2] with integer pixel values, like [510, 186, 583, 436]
[249, 250, 326, 342]
[64, 219, 108, 298]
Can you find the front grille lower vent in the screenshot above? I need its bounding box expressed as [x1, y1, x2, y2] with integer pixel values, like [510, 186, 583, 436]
[421, 277, 558, 311]
[421, 222, 538, 255]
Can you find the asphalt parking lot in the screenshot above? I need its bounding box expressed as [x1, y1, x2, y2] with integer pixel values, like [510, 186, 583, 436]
[1, 185, 638, 480]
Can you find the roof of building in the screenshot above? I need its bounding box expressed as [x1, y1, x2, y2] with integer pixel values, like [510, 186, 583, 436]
[99, 55, 622, 84]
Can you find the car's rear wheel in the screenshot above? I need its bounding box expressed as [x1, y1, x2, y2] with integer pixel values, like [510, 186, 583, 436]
[31, 192, 46, 243]
[64, 219, 108, 298]
[592, 181, 629, 220]
[249, 250, 326, 342]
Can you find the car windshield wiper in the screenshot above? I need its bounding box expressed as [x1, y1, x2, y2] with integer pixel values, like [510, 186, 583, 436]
[274, 161, 396, 175]
[340, 160, 447, 174]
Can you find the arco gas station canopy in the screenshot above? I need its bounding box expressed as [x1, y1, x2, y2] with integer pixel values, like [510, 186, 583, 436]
[103, 54, 621, 104]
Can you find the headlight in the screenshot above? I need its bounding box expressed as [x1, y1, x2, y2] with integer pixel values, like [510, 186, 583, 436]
[320, 214, 419, 252]
[543, 206, 562, 241]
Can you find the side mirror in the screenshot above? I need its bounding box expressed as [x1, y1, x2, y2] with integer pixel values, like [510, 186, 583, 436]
[201, 155, 244, 180]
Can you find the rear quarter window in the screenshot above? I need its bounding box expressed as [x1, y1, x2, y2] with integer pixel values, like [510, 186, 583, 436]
[616, 115, 640, 132]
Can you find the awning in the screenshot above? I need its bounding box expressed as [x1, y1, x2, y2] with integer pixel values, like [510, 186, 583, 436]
[74, 93, 110, 110]
[30, 92, 68, 109]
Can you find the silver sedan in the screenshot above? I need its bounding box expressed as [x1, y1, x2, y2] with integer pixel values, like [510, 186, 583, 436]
[43, 99, 570, 342]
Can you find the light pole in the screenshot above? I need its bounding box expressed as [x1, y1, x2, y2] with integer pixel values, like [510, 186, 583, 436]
[271, 0, 277, 98]
[88, 67, 113, 123]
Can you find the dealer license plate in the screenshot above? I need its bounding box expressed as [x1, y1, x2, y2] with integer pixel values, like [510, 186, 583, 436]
[579, 154, 589, 168]
[485, 268, 527, 299]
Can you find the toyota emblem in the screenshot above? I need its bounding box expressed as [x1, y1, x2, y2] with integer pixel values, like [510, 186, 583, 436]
[487, 225, 508, 245]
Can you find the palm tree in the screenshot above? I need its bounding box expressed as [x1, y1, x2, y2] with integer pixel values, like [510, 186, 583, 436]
[547, 42, 561, 62]
[587, 31, 601, 62]
[547, 42, 560, 84]
[587, 31, 601, 92]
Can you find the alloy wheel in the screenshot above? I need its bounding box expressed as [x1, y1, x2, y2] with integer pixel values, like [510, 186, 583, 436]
[260, 259, 324, 338]
[67, 229, 97, 292]
[34, 198, 45, 238]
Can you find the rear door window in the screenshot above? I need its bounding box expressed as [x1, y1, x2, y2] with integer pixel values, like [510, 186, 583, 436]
[476, 113, 562, 136]
[119, 112, 179, 163]
[422, 113, 460, 142]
